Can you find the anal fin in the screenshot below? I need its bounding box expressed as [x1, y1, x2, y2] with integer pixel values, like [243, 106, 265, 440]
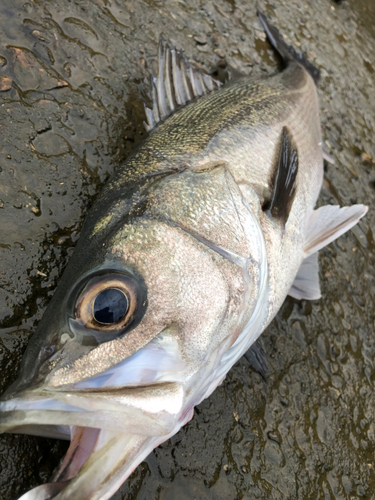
[289, 253, 321, 300]
[263, 126, 298, 227]
[244, 338, 268, 380]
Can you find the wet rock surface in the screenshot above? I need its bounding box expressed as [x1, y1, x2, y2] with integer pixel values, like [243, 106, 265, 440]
[0, 0, 374, 498]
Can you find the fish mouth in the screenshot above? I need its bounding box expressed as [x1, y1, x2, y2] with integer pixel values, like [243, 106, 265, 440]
[0, 383, 192, 500]
[0, 332, 198, 499]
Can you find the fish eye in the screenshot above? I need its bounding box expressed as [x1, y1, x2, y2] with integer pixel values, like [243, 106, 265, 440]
[93, 288, 128, 324]
[74, 272, 141, 333]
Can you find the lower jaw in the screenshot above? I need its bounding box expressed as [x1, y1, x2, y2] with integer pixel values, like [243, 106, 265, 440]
[0, 385, 198, 498]
[18, 427, 161, 500]
[50, 428, 161, 500]
[21, 414, 197, 500]
[8, 407, 195, 500]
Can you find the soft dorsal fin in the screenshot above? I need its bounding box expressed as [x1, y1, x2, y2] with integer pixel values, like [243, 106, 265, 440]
[144, 40, 222, 131]
[263, 126, 298, 226]
[304, 204, 368, 256]
[257, 11, 320, 84]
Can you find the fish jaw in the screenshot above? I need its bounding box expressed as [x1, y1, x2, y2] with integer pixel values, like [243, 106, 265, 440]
[49, 428, 184, 500]
[0, 382, 193, 500]
[0, 327, 223, 499]
[0, 341, 191, 500]
[17, 426, 192, 500]
[0, 380, 188, 436]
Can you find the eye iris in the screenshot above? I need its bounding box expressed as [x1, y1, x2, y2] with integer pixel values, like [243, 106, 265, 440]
[93, 288, 128, 324]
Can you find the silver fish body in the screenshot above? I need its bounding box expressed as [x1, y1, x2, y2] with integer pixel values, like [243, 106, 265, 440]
[0, 13, 367, 500]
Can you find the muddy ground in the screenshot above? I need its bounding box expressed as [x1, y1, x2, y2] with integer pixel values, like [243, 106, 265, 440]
[0, 0, 374, 498]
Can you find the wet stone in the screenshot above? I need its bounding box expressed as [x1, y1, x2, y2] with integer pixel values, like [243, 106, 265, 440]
[34, 118, 51, 134]
[0, 0, 375, 500]
[31, 132, 71, 156]
[0, 76, 12, 91]
[194, 35, 207, 45]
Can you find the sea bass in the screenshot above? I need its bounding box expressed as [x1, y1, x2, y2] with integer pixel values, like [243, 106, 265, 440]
[0, 12, 368, 500]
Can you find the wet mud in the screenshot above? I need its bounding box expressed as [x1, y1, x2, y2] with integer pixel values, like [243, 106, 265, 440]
[0, 0, 374, 499]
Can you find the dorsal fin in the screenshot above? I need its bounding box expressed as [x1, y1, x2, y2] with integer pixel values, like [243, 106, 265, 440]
[144, 40, 222, 131]
[257, 11, 320, 84]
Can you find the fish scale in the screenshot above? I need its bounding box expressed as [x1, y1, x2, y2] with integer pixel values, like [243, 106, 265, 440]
[146, 81, 281, 155]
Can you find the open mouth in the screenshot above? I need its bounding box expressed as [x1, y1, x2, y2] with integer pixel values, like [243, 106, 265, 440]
[0, 382, 192, 500]
[0, 331, 202, 499]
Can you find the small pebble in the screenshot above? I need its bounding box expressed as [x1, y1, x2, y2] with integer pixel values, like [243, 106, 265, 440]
[361, 152, 374, 163]
[194, 35, 207, 45]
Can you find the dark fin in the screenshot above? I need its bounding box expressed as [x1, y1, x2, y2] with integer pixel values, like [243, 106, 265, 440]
[244, 338, 268, 380]
[144, 40, 222, 131]
[263, 126, 298, 226]
[257, 10, 320, 84]
[289, 253, 321, 300]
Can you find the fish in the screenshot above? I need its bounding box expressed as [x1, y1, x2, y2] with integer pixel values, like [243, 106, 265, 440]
[0, 11, 368, 500]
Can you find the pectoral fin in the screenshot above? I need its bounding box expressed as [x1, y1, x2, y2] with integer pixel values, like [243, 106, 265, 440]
[289, 253, 321, 300]
[289, 203, 368, 300]
[304, 204, 368, 255]
[263, 126, 298, 227]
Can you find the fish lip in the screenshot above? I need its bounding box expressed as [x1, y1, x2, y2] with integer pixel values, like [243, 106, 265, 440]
[0, 381, 186, 437]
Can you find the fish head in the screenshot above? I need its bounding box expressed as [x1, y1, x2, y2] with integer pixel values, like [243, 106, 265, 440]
[0, 164, 268, 499]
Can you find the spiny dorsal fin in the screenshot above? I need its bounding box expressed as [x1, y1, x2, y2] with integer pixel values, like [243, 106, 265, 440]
[144, 40, 222, 131]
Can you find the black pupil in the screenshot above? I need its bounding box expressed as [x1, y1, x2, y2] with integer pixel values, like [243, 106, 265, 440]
[93, 288, 128, 324]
